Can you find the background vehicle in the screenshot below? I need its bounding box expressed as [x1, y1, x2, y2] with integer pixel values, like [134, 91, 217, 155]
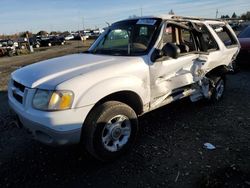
[236, 25, 250, 65]
[0, 39, 17, 56]
[38, 36, 65, 47]
[29, 37, 41, 48]
[65, 35, 74, 40]
[8, 16, 240, 161]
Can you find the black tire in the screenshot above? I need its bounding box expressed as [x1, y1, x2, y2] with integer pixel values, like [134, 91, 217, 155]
[15, 50, 20, 56]
[209, 76, 226, 102]
[232, 61, 240, 73]
[82, 101, 138, 162]
[7, 50, 14, 57]
[0, 49, 4, 56]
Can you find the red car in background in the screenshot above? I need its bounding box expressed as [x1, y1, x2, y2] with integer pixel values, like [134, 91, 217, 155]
[237, 26, 250, 65]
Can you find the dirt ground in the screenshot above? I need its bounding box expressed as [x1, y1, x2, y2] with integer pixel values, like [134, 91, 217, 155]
[0, 40, 93, 90]
[0, 41, 250, 188]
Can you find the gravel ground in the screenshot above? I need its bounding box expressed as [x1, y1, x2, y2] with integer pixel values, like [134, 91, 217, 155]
[0, 44, 249, 187]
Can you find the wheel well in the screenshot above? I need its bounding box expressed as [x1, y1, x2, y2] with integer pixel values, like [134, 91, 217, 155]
[206, 65, 229, 78]
[95, 91, 144, 115]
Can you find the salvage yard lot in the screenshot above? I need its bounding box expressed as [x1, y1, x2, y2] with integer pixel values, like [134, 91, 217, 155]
[0, 40, 93, 90]
[0, 41, 250, 187]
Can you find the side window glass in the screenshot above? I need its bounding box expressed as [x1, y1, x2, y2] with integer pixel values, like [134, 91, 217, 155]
[163, 26, 173, 44]
[211, 24, 238, 47]
[179, 29, 196, 53]
[200, 25, 218, 51]
[162, 24, 197, 54]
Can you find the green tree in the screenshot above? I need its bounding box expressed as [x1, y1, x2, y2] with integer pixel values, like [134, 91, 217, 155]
[19, 31, 33, 38]
[221, 15, 230, 19]
[241, 11, 250, 20]
[232, 12, 237, 18]
[129, 15, 138, 19]
[37, 30, 48, 36]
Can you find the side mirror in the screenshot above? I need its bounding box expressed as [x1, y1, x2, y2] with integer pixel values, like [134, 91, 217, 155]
[162, 43, 180, 59]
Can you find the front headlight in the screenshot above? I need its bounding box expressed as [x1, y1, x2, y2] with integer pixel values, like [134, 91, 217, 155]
[33, 89, 74, 111]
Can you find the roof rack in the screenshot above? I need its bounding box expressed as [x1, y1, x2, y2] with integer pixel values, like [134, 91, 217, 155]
[170, 15, 223, 22]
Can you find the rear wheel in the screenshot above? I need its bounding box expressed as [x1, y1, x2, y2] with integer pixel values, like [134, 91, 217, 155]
[210, 76, 225, 102]
[82, 101, 138, 162]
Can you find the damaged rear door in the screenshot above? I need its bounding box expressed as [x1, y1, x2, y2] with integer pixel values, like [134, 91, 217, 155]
[200, 22, 240, 72]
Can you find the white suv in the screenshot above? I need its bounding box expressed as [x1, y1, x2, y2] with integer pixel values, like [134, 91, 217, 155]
[8, 15, 240, 161]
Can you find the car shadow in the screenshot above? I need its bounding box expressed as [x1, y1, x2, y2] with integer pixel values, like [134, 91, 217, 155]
[0, 90, 17, 131]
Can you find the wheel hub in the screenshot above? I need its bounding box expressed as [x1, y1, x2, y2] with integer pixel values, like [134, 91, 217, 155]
[101, 115, 131, 152]
[215, 79, 224, 99]
[111, 127, 122, 140]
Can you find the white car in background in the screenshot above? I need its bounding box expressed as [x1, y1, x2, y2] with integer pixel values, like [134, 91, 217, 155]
[65, 35, 74, 40]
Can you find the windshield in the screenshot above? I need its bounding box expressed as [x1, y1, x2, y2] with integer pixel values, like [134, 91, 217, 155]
[89, 18, 161, 56]
[238, 26, 250, 38]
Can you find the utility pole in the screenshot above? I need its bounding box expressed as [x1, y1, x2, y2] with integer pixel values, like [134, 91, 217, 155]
[140, 7, 143, 17]
[216, 9, 219, 19]
[82, 17, 85, 31]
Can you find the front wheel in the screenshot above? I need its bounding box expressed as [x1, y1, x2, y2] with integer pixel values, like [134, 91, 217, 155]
[82, 101, 138, 162]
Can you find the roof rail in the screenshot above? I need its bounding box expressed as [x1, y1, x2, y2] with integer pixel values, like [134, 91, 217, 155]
[171, 15, 223, 21]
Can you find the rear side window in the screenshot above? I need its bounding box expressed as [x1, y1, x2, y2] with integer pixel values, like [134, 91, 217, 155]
[200, 25, 218, 51]
[210, 24, 238, 47]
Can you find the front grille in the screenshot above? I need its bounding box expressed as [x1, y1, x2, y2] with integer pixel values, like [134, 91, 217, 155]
[13, 92, 23, 103]
[13, 80, 25, 92]
[12, 80, 26, 104]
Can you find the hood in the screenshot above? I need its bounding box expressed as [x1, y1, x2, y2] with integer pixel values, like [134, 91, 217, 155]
[238, 38, 250, 49]
[12, 53, 133, 89]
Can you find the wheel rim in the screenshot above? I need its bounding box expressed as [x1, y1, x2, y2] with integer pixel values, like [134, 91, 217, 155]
[215, 79, 224, 100]
[101, 115, 131, 152]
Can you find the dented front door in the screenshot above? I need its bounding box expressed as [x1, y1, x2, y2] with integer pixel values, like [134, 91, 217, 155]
[149, 53, 199, 106]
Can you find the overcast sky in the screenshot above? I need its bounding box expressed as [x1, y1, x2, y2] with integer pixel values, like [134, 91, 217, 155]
[1, 0, 250, 34]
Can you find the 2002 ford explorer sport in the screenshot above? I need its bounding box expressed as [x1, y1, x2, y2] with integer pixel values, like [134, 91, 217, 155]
[8, 15, 240, 161]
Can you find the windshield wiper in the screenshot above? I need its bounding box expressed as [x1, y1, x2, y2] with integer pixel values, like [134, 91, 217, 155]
[83, 50, 92, 54]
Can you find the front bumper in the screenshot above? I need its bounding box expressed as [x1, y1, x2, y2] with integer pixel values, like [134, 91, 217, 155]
[8, 84, 94, 146]
[16, 114, 82, 146]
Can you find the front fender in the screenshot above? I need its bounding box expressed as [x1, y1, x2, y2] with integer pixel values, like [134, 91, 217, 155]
[74, 76, 149, 108]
